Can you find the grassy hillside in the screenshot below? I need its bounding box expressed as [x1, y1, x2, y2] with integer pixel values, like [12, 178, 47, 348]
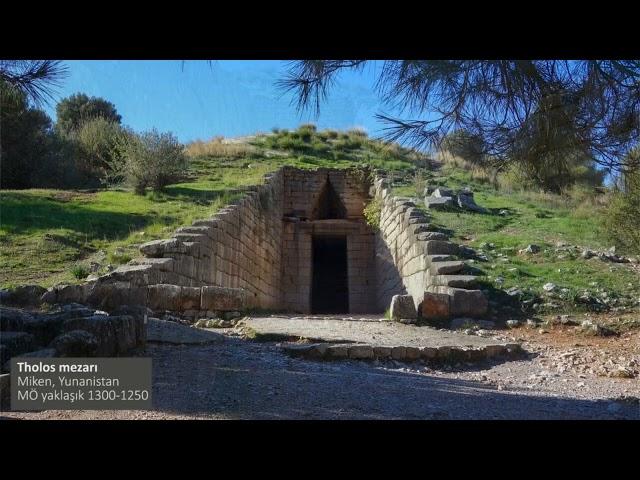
[1, 125, 638, 318]
[393, 163, 640, 316]
[0, 127, 418, 288]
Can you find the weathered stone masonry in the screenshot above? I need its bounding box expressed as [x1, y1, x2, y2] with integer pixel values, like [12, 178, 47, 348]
[374, 177, 488, 318]
[43, 167, 486, 319]
[280, 168, 376, 313]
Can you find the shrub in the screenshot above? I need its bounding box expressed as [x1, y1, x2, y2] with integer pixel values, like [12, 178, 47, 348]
[441, 129, 486, 167]
[325, 129, 339, 139]
[108, 249, 132, 265]
[363, 197, 382, 230]
[347, 127, 368, 138]
[185, 136, 255, 158]
[335, 136, 363, 151]
[72, 117, 127, 184]
[71, 263, 90, 280]
[604, 159, 640, 254]
[118, 129, 187, 194]
[298, 123, 317, 140]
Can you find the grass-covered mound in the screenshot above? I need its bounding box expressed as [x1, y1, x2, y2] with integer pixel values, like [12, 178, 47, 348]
[2, 124, 638, 319]
[0, 126, 421, 288]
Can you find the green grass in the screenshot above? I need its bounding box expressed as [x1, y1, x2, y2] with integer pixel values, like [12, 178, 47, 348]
[0, 187, 237, 288]
[6, 123, 634, 318]
[393, 164, 640, 315]
[0, 126, 420, 289]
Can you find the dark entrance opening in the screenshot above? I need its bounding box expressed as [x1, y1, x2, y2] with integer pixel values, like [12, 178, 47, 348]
[311, 236, 349, 313]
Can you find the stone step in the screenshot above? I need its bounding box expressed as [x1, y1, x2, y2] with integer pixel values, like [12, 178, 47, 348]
[416, 232, 449, 241]
[425, 254, 454, 264]
[282, 341, 522, 363]
[426, 286, 489, 317]
[175, 226, 210, 235]
[430, 275, 478, 289]
[429, 260, 465, 275]
[422, 240, 460, 256]
[412, 224, 436, 235]
[172, 233, 207, 243]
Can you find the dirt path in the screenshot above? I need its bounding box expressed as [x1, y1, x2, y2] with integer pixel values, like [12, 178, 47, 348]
[3, 328, 638, 420]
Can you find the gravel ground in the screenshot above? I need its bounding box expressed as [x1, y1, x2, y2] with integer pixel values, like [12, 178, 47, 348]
[242, 316, 509, 348]
[2, 325, 638, 420]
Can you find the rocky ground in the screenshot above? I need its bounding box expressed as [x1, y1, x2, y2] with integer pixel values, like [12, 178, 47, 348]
[2, 314, 638, 420]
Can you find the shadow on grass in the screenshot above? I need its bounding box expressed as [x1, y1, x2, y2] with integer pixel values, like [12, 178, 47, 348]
[0, 192, 152, 239]
[157, 186, 238, 206]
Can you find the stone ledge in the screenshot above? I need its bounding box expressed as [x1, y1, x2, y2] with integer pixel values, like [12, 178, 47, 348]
[281, 342, 522, 363]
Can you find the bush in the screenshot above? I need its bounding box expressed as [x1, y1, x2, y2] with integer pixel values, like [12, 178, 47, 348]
[604, 157, 640, 254]
[363, 197, 381, 230]
[298, 123, 317, 141]
[347, 127, 368, 138]
[117, 129, 187, 194]
[72, 117, 127, 185]
[325, 129, 339, 139]
[56, 93, 121, 134]
[185, 136, 255, 158]
[71, 263, 90, 280]
[441, 129, 486, 166]
[335, 136, 363, 151]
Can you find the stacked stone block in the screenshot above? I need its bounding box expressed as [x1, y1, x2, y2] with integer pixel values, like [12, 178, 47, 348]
[280, 168, 376, 313]
[43, 166, 484, 320]
[373, 177, 488, 319]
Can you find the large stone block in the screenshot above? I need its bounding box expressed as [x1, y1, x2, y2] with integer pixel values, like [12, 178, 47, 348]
[86, 282, 147, 310]
[139, 238, 181, 258]
[422, 240, 460, 256]
[0, 307, 34, 332]
[457, 190, 488, 213]
[41, 284, 88, 306]
[430, 275, 478, 289]
[416, 232, 449, 241]
[433, 187, 454, 198]
[51, 330, 99, 357]
[389, 294, 417, 321]
[200, 286, 247, 311]
[180, 287, 202, 310]
[424, 196, 454, 210]
[128, 257, 174, 272]
[20, 313, 67, 346]
[429, 286, 488, 317]
[0, 285, 46, 307]
[348, 345, 374, 359]
[429, 260, 465, 275]
[420, 291, 450, 319]
[103, 264, 157, 286]
[146, 284, 183, 311]
[0, 332, 36, 365]
[62, 314, 145, 356]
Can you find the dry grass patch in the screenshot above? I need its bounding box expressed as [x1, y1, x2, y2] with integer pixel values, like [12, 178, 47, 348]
[185, 136, 257, 158]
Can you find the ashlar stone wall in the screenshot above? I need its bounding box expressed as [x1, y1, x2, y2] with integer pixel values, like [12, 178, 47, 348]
[45, 167, 486, 320]
[373, 178, 488, 319]
[280, 167, 377, 313]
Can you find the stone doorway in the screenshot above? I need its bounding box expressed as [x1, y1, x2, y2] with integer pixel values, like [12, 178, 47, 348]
[311, 235, 349, 313]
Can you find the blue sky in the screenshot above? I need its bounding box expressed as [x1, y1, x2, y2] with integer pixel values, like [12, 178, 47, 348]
[44, 60, 406, 143]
